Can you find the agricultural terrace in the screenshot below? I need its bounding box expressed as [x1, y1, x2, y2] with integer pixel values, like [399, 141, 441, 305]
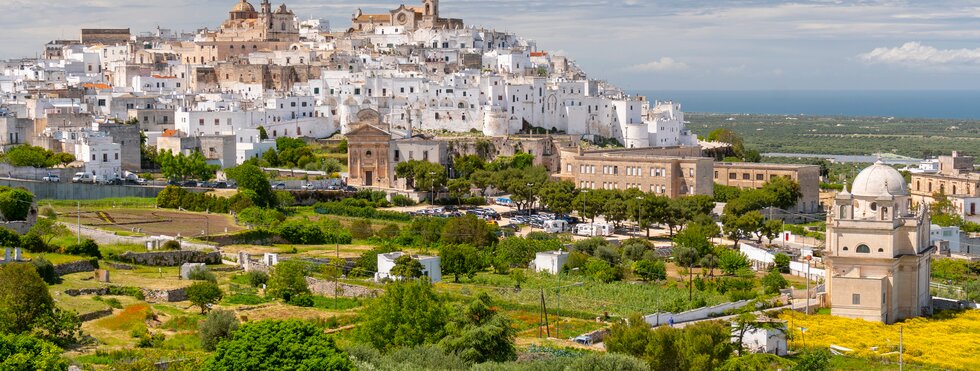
[43, 198, 244, 238]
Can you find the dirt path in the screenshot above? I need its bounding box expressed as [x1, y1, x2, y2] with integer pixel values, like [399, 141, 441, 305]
[60, 222, 216, 251]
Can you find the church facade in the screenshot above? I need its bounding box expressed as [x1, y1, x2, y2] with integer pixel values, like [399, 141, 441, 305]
[351, 0, 464, 33]
[825, 160, 933, 324]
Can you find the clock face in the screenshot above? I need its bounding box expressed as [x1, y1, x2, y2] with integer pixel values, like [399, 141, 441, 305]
[397, 13, 407, 24]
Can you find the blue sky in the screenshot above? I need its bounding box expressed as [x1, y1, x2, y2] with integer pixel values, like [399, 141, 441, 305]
[4, 0, 980, 90]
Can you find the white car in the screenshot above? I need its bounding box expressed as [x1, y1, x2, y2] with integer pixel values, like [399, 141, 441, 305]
[71, 172, 94, 183]
[42, 174, 60, 182]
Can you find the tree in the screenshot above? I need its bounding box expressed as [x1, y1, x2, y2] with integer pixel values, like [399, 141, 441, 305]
[439, 293, 516, 363]
[238, 206, 285, 229]
[350, 219, 374, 239]
[0, 263, 55, 334]
[762, 177, 802, 210]
[187, 281, 223, 314]
[452, 155, 486, 180]
[439, 244, 482, 283]
[539, 180, 576, 216]
[0, 333, 69, 371]
[585, 258, 619, 283]
[257, 126, 269, 140]
[762, 270, 789, 294]
[723, 211, 765, 248]
[391, 255, 424, 280]
[604, 197, 629, 227]
[204, 320, 354, 371]
[0, 187, 34, 221]
[761, 219, 784, 244]
[718, 249, 750, 276]
[673, 246, 700, 300]
[267, 260, 311, 302]
[157, 149, 217, 181]
[1, 145, 72, 168]
[357, 280, 448, 351]
[0, 227, 20, 248]
[606, 315, 734, 371]
[774, 253, 791, 273]
[495, 235, 562, 268]
[633, 259, 666, 281]
[31, 257, 59, 285]
[963, 279, 980, 302]
[226, 164, 277, 208]
[199, 310, 239, 351]
[791, 349, 831, 371]
[441, 214, 496, 248]
[27, 217, 68, 246]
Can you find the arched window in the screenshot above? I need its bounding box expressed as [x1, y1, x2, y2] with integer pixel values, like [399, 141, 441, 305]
[856, 245, 871, 253]
[881, 207, 888, 218]
[365, 150, 372, 158]
[281, 22, 286, 31]
[877, 248, 884, 252]
[839, 205, 847, 219]
[842, 247, 849, 251]
[870, 202, 877, 211]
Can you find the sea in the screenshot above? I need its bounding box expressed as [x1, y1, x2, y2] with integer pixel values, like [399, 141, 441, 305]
[633, 90, 980, 120]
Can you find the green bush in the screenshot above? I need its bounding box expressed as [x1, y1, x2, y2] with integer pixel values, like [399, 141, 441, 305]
[31, 257, 60, 285]
[64, 239, 102, 259]
[162, 240, 181, 250]
[242, 271, 269, 288]
[156, 185, 243, 213]
[199, 310, 239, 352]
[350, 220, 374, 239]
[287, 293, 315, 307]
[277, 220, 326, 244]
[391, 195, 416, 207]
[103, 297, 123, 309]
[188, 266, 217, 283]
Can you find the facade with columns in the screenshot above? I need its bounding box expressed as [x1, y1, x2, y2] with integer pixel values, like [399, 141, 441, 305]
[825, 161, 933, 324]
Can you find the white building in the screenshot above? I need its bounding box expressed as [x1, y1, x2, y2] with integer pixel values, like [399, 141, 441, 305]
[732, 321, 788, 356]
[930, 224, 961, 253]
[375, 251, 441, 283]
[533, 250, 569, 275]
[76, 134, 122, 180]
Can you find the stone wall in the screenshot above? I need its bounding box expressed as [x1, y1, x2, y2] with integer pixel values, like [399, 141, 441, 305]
[64, 287, 109, 296]
[118, 251, 221, 266]
[306, 277, 380, 298]
[53, 259, 97, 276]
[142, 287, 188, 303]
[0, 178, 169, 200]
[78, 309, 114, 322]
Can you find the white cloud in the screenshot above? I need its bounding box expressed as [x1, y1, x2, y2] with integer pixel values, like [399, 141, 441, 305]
[858, 42, 980, 67]
[628, 57, 689, 72]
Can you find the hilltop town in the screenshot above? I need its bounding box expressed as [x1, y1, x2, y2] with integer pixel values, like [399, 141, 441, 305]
[0, 1, 979, 370]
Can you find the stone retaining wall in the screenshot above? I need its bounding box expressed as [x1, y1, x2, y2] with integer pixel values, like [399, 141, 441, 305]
[53, 259, 97, 276]
[306, 277, 380, 298]
[64, 287, 110, 296]
[118, 251, 221, 266]
[79, 309, 114, 322]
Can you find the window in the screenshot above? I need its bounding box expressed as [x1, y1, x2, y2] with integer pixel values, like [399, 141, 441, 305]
[102, 154, 108, 162]
[842, 246, 848, 251]
[870, 202, 877, 211]
[114, 153, 118, 160]
[729, 173, 737, 180]
[856, 245, 871, 254]
[756, 174, 764, 181]
[852, 294, 861, 305]
[742, 173, 750, 180]
[199, 119, 205, 125]
[365, 150, 372, 158]
[714, 171, 718, 179]
[840, 206, 847, 219]
[878, 248, 884, 252]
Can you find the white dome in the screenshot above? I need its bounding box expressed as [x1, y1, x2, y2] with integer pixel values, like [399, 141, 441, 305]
[850, 160, 908, 197]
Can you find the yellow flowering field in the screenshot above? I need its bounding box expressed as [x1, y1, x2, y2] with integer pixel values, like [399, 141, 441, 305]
[779, 310, 980, 370]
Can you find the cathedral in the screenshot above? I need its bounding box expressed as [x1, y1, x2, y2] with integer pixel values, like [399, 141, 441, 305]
[825, 160, 933, 324]
[351, 0, 464, 33]
[218, 0, 299, 43]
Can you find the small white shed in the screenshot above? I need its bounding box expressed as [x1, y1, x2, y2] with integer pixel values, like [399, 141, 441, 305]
[533, 250, 570, 275]
[375, 251, 442, 283]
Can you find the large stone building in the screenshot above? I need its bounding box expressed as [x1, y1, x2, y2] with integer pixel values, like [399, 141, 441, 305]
[351, 0, 464, 33]
[714, 162, 822, 213]
[825, 161, 933, 324]
[909, 152, 979, 218]
[554, 146, 714, 197]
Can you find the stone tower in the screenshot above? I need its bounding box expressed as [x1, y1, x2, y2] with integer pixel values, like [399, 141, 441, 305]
[825, 160, 933, 324]
[424, 0, 439, 17]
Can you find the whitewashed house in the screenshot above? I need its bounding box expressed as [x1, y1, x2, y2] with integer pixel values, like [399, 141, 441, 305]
[375, 251, 441, 283]
[533, 250, 569, 275]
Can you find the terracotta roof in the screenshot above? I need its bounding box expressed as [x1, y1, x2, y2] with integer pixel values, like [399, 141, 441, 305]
[355, 14, 391, 22]
[151, 75, 177, 79]
[530, 52, 548, 57]
[81, 83, 111, 90]
[161, 129, 179, 137]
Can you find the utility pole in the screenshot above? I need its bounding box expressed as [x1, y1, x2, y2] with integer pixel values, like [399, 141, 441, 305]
[77, 201, 81, 244]
[805, 256, 811, 315]
[334, 240, 340, 310]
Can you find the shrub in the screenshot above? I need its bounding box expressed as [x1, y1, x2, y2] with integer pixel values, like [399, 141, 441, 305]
[21, 234, 50, 253]
[633, 259, 666, 281]
[63, 239, 102, 259]
[103, 298, 123, 309]
[188, 266, 217, 283]
[313, 200, 411, 221]
[391, 195, 416, 207]
[350, 220, 374, 239]
[377, 224, 401, 239]
[243, 271, 269, 288]
[187, 282, 223, 314]
[287, 293, 315, 307]
[199, 310, 239, 352]
[277, 220, 326, 245]
[203, 320, 354, 370]
[762, 270, 789, 294]
[0, 333, 69, 370]
[31, 257, 60, 285]
[162, 240, 181, 250]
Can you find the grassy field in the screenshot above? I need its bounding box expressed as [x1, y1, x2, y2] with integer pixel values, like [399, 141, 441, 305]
[435, 271, 729, 319]
[49, 205, 244, 238]
[688, 113, 980, 158]
[779, 309, 980, 370]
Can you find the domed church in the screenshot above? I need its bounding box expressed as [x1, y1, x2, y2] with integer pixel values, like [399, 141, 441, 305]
[825, 160, 933, 324]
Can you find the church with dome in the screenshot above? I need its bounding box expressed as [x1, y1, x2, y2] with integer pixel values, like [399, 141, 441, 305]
[216, 0, 299, 43]
[825, 160, 933, 324]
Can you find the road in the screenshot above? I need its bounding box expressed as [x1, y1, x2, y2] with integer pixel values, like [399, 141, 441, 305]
[62, 222, 216, 251]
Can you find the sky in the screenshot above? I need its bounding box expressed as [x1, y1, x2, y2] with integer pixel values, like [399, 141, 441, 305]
[4, 0, 980, 91]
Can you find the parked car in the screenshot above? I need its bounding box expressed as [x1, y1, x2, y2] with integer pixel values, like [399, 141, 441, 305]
[42, 174, 60, 182]
[181, 180, 199, 188]
[167, 179, 180, 186]
[344, 186, 357, 192]
[215, 181, 228, 189]
[273, 182, 287, 190]
[71, 172, 94, 183]
[102, 178, 123, 185]
[302, 183, 317, 190]
[200, 181, 217, 188]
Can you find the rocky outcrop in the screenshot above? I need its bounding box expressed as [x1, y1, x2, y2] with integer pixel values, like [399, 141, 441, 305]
[306, 277, 380, 298]
[118, 251, 221, 266]
[53, 259, 97, 276]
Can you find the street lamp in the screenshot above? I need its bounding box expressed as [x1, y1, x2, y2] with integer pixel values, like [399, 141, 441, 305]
[556, 264, 581, 339]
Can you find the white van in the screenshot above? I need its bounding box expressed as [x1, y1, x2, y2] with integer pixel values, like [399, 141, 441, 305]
[543, 220, 569, 233]
[71, 172, 94, 183]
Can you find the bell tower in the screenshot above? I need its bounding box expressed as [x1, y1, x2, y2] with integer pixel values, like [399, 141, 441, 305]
[424, 0, 439, 18]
